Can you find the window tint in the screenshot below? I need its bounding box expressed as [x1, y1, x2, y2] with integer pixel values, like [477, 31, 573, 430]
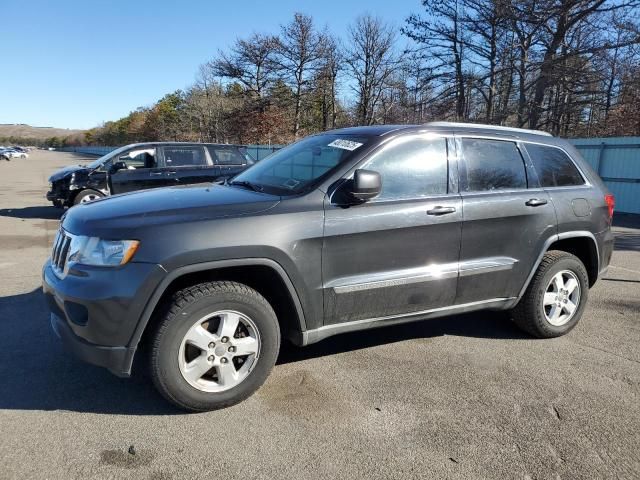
[461, 139, 526, 192]
[207, 146, 246, 165]
[163, 146, 206, 167]
[364, 136, 448, 201]
[117, 148, 156, 169]
[526, 144, 584, 187]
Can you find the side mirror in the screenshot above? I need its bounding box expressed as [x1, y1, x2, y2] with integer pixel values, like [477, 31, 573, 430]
[351, 169, 381, 201]
[110, 161, 127, 173]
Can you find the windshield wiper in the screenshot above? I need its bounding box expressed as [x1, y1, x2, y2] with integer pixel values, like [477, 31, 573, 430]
[228, 180, 264, 192]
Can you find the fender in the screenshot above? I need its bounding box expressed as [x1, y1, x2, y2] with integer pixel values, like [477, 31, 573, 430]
[121, 258, 308, 375]
[516, 230, 599, 301]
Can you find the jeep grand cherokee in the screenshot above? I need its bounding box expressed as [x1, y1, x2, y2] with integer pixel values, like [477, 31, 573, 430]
[43, 123, 615, 411]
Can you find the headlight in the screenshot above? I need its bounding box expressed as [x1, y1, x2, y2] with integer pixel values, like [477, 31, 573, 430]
[69, 236, 140, 266]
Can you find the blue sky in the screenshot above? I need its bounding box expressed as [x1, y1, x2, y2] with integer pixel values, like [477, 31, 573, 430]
[1, 0, 422, 130]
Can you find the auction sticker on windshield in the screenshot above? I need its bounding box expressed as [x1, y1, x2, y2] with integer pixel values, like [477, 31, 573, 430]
[328, 139, 363, 151]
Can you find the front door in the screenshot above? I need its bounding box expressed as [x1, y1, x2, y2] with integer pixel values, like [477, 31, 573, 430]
[454, 136, 557, 304]
[109, 147, 159, 194]
[322, 134, 462, 325]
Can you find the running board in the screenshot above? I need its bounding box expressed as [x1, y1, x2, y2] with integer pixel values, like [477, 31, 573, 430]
[301, 297, 517, 345]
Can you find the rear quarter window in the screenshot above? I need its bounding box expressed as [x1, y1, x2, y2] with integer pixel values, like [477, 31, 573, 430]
[207, 146, 247, 166]
[526, 144, 585, 187]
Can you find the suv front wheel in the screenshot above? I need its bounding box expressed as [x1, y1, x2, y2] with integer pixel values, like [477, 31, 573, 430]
[511, 250, 589, 338]
[150, 281, 280, 411]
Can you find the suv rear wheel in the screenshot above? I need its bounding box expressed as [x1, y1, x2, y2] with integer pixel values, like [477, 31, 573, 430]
[149, 281, 280, 411]
[511, 250, 589, 338]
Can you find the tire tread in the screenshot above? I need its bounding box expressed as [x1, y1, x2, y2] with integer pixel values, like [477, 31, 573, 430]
[512, 250, 588, 338]
[149, 280, 278, 412]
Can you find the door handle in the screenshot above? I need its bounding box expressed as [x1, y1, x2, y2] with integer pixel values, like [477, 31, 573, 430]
[165, 171, 177, 175]
[150, 171, 164, 176]
[526, 198, 548, 207]
[427, 206, 456, 216]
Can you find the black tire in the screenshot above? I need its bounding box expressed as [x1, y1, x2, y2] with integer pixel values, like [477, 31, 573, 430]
[149, 281, 280, 412]
[73, 189, 103, 205]
[511, 250, 589, 338]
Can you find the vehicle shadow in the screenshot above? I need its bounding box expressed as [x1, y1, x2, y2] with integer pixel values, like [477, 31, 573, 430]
[0, 288, 528, 415]
[278, 310, 528, 365]
[0, 206, 63, 220]
[614, 232, 640, 252]
[0, 288, 179, 415]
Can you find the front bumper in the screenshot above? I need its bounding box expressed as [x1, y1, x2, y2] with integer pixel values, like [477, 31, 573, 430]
[50, 312, 133, 377]
[42, 258, 166, 376]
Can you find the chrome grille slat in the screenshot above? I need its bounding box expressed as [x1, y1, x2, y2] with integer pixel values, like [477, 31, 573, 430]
[51, 228, 73, 278]
[58, 237, 71, 270]
[52, 232, 63, 266]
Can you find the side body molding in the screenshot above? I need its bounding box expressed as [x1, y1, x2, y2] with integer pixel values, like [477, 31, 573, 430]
[516, 230, 599, 300]
[121, 258, 308, 375]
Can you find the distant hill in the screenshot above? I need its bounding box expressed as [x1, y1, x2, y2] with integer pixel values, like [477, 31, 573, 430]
[0, 124, 84, 140]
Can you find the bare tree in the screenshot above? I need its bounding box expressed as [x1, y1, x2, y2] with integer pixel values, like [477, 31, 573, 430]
[345, 15, 397, 125]
[275, 13, 325, 138]
[404, 0, 468, 120]
[213, 33, 279, 99]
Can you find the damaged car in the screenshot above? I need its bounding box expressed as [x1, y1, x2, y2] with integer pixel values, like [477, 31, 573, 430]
[46, 142, 255, 207]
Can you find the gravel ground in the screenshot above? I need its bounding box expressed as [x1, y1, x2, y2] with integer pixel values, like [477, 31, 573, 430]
[0, 150, 639, 480]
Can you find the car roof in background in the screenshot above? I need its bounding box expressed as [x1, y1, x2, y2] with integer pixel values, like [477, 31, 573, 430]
[123, 142, 247, 149]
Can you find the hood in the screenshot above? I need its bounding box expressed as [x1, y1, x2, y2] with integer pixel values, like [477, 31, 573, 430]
[62, 183, 280, 238]
[49, 164, 92, 182]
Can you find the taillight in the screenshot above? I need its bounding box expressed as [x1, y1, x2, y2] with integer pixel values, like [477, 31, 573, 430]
[605, 194, 615, 220]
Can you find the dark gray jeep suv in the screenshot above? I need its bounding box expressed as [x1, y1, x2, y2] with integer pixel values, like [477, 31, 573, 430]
[43, 123, 615, 411]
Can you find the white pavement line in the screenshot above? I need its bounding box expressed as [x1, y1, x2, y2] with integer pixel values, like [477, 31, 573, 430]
[609, 265, 640, 276]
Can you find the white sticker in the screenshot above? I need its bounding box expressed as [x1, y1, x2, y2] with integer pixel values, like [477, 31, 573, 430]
[328, 139, 363, 151]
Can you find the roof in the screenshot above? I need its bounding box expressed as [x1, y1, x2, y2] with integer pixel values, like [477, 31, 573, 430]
[126, 141, 247, 148]
[425, 122, 553, 137]
[324, 122, 554, 138]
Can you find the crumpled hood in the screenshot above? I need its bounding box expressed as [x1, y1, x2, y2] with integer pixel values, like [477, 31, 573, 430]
[49, 165, 92, 182]
[62, 183, 280, 238]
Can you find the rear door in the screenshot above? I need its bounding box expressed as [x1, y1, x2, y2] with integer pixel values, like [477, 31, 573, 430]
[159, 145, 216, 186]
[454, 136, 556, 304]
[322, 133, 462, 324]
[207, 145, 252, 180]
[109, 147, 160, 194]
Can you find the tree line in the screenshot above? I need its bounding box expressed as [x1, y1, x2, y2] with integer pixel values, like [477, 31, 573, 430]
[67, 0, 640, 147]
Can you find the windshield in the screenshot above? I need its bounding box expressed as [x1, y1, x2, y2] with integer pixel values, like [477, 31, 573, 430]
[86, 145, 133, 169]
[231, 134, 370, 195]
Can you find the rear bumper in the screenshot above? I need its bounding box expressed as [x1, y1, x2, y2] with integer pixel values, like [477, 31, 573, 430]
[596, 228, 615, 279]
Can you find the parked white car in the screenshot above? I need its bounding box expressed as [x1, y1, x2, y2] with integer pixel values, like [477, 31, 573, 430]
[5, 148, 28, 158]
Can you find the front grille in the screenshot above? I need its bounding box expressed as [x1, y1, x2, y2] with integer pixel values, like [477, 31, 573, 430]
[51, 228, 72, 277]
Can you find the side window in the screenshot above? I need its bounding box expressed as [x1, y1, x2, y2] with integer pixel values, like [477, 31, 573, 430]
[207, 146, 246, 166]
[460, 139, 526, 192]
[163, 146, 206, 167]
[117, 148, 156, 169]
[363, 136, 448, 201]
[526, 144, 585, 187]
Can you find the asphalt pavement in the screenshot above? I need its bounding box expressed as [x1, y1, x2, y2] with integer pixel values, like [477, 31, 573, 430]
[0, 150, 639, 479]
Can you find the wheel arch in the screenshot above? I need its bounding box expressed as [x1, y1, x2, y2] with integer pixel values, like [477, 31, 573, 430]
[124, 258, 308, 374]
[517, 231, 600, 299]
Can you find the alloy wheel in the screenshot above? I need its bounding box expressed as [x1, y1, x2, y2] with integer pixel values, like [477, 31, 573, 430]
[178, 310, 261, 392]
[542, 270, 581, 326]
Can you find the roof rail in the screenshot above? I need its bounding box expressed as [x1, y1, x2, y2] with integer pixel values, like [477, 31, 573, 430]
[425, 121, 553, 137]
